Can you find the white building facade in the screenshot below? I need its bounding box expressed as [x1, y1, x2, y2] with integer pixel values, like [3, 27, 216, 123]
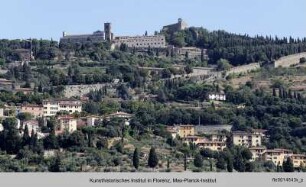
[43, 99, 82, 117]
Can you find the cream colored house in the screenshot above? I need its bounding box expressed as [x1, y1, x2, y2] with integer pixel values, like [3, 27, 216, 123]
[262, 149, 293, 166]
[291, 154, 306, 168]
[232, 130, 266, 147]
[178, 125, 195, 138]
[249, 146, 267, 161]
[181, 136, 205, 145]
[166, 126, 179, 139]
[106, 111, 132, 120]
[210, 134, 227, 142]
[197, 140, 226, 151]
[166, 125, 195, 138]
[43, 99, 82, 116]
[86, 115, 100, 126]
[57, 116, 77, 134]
[21, 104, 43, 118]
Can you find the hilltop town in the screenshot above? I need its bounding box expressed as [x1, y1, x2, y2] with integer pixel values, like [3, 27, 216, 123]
[1, 18, 306, 172]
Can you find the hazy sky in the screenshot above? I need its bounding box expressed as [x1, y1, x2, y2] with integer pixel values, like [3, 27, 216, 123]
[0, 0, 305, 41]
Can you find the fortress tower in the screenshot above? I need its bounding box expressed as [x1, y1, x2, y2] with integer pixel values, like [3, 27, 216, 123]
[161, 18, 188, 34]
[104, 22, 112, 41]
[177, 18, 188, 30]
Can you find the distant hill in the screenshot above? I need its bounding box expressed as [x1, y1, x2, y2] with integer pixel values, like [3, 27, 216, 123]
[1, 27, 306, 67]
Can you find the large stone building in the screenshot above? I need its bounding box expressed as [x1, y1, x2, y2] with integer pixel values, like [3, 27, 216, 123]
[232, 129, 266, 147]
[60, 22, 113, 44]
[112, 35, 167, 49]
[57, 115, 78, 134]
[262, 149, 293, 166]
[178, 125, 195, 138]
[249, 146, 267, 161]
[162, 18, 188, 34]
[291, 154, 306, 168]
[167, 125, 195, 138]
[180, 134, 226, 151]
[250, 147, 306, 167]
[20, 104, 44, 118]
[168, 46, 208, 60]
[42, 98, 82, 117]
[197, 140, 226, 151]
[167, 125, 227, 151]
[60, 30, 105, 44]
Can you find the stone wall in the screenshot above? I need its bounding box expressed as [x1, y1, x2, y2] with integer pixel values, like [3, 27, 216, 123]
[226, 63, 260, 76]
[64, 84, 108, 98]
[274, 52, 306, 68]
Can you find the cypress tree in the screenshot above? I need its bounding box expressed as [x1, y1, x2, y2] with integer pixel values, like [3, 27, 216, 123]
[148, 147, 158, 169]
[216, 157, 226, 170]
[245, 162, 255, 172]
[233, 154, 245, 172]
[277, 163, 283, 172]
[30, 129, 37, 151]
[211, 102, 216, 109]
[298, 93, 302, 100]
[216, 84, 220, 92]
[272, 88, 276, 97]
[201, 49, 205, 62]
[38, 83, 43, 92]
[167, 158, 170, 169]
[227, 159, 233, 172]
[22, 125, 30, 146]
[210, 160, 213, 171]
[43, 130, 58, 149]
[193, 153, 203, 168]
[133, 148, 139, 170]
[184, 154, 187, 171]
[170, 48, 174, 58]
[282, 89, 287, 98]
[293, 92, 297, 99]
[2, 118, 21, 154]
[288, 89, 293, 99]
[49, 155, 62, 172]
[278, 88, 282, 98]
[283, 157, 294, 172]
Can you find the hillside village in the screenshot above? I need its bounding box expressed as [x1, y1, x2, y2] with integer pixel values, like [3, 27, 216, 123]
[1, 18, 306, 172]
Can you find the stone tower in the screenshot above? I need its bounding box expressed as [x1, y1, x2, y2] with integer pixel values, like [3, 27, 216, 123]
[104, 23, 112, 41]
[177, 18, 188, 30]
